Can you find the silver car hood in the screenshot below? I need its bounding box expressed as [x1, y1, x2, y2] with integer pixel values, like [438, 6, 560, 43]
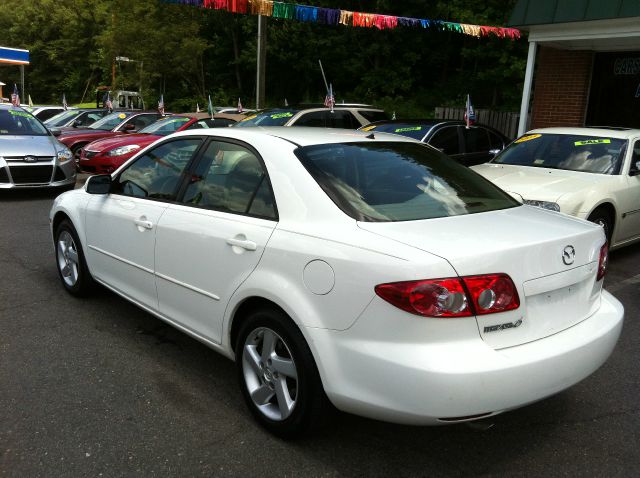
[0, 135, 59, 157]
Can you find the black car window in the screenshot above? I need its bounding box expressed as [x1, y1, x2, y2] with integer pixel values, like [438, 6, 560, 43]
[488, 131, 505, 150]
[429, 126, 461, 155]
[36, 109, 63, 122]
[328, 111, 358, 129]
[463, 127, 491, 153]
[113, 138, 202, 201]
[182, 141, 276, 219]
[358, 110, 389, 123]
[293, 111, 326, 127]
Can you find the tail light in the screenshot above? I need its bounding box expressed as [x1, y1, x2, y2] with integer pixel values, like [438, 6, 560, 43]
[597, 242, 608, 281]
[375, 273, 520, 318]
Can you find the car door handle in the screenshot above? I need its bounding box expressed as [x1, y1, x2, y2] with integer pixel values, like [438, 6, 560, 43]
[134, 218, 153, 230]
[226, 237, 257, 251]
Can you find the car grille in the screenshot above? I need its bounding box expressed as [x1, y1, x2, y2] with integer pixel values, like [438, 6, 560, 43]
[8, 165, 54, 184]
[84, 150, 99, 159]
[3, 156, 55, 163]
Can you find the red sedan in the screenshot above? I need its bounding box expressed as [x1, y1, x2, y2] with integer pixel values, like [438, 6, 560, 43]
[78, 113, 243, 174]
[58, 111, 166, 161]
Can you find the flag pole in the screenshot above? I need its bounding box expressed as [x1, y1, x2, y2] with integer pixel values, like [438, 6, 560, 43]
[318, 60, 329, 93]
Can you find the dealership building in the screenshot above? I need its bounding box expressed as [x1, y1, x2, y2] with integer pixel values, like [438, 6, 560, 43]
[510, 1, 640, 134]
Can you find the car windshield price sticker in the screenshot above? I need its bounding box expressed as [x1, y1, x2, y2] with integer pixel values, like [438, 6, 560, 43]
[242, 114, 257, 122]
[515, 134, 542, 143]
[575, 139, 611, 146]
[395, 126, 422, 133]
[9, 110, 31, 118]
[118, 113, 126, 119]
[270, 112, 293, 119]
[360, 125, 376, 132]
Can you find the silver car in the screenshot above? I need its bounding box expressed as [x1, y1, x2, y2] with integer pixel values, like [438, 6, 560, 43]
[0, 104, 76, 190]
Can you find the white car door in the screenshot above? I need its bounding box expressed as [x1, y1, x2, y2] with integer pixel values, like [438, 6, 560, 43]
[616, 140, 640, 242]
[154, 139, 278, 344]
[85, 137, 204, 310]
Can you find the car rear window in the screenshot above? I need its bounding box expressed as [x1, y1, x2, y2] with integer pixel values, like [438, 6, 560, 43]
[295, 142, 519, 222]
[493, 133, 627, 175]
[0, 109, 49, 136]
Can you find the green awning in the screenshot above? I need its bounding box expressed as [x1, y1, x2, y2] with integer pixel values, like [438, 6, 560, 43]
[509, 0, 640, 27]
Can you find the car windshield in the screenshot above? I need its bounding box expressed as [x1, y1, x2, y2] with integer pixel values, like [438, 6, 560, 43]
[139, 116, 190, 135]
[89, 111, 133, 131]
[362, 122, 435, 140]
[0, 109, 49, 136]
[43, 109, 82, 127]
[493, 133, 628, 175]
[234, 109, 299, 127]
[296, 142, 519, 222]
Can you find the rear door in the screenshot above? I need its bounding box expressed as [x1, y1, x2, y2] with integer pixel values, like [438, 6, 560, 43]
[154, 139, 278, 343]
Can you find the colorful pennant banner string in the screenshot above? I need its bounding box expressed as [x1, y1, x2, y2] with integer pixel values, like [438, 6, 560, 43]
[164, 0, 522, 40]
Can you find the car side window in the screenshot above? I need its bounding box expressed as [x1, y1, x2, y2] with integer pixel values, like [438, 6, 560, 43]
[112, 138, 202, 201]
[132, 114, 160, 130]
[488, 131, 505, 150]
[293, 111, 326, 127]
[429, 126, 461, 155]
[182, 141, 276, 219]
[630, 140, 640, 174]
[328, 111, 358, 129]
[463, 127, 492, 153]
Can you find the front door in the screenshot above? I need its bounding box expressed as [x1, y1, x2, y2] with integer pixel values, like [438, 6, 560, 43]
[85, 137, 203, 309]
[154, 139, 278, 343]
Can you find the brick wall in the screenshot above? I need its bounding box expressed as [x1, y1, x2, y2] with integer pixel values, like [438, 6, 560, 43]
[530, 47, 594, 129]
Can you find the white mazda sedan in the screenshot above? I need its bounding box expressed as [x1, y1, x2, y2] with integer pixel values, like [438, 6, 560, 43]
[472, 127, 640, 249]
[50, 127, 623, 437]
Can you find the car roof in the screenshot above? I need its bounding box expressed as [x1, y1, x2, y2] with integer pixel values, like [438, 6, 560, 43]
[527, 126, 640, 139]
[171, 126, 419, 147]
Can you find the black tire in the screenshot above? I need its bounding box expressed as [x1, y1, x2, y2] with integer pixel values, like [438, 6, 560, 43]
[587, 207, 614, 244]
[54, 219, 94, 296]
[235, 307, 326, 438]
[71, 144, 85, 161]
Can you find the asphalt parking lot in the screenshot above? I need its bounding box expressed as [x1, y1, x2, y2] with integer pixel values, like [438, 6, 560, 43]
[1, 181, 639, 477]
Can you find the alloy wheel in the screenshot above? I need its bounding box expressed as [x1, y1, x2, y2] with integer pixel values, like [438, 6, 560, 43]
[242, 327, 299, 421]
[57, 230, 80, 287]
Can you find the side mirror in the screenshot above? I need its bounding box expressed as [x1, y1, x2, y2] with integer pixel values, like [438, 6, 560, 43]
[86, 174, 112, 194]
[124, 123, 136, 131]
[489, 148, 502, 157]
[72, 119, 83, 127]
[630, 160, 640, 176]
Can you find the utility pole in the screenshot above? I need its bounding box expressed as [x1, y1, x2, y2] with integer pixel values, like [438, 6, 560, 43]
[256, 15, 267, 109]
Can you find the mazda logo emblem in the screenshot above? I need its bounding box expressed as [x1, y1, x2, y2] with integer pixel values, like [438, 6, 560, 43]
[562, 245, 576, 265]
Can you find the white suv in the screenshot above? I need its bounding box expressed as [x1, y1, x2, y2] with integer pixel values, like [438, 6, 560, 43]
[234, 105, 388, 129]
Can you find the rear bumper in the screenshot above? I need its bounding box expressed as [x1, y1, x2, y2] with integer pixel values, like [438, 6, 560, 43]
[307, 290, 623, 425]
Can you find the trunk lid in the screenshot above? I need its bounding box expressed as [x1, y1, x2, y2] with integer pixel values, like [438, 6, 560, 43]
[359, 205, 605, 349]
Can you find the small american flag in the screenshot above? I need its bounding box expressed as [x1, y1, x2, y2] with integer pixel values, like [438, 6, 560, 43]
[104, 92, 113, 112]
[158, 94, 165, 115]
[11, 84, 20, 107]
[62, 93, 68, 110]
[464, 94, 476, 128]
[324, 83, 335, 111]
[237, 97, 243, 113]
